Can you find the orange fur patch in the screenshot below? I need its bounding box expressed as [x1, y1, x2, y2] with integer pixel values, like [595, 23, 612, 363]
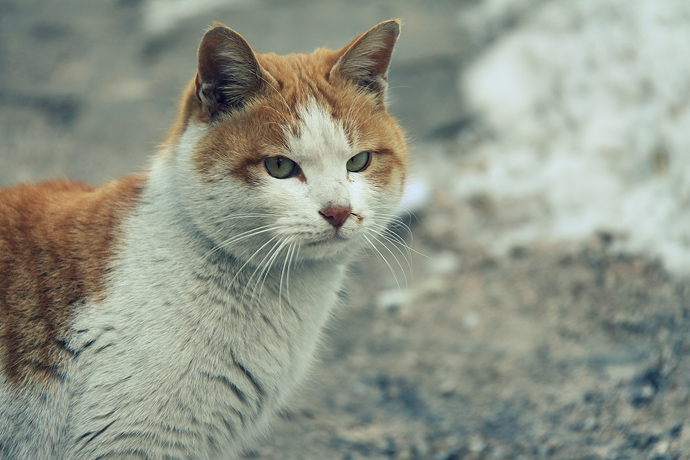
[0, 177, 144, 388]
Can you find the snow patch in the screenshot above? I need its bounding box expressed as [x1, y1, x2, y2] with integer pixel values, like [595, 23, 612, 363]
[457, 0, 690, 275]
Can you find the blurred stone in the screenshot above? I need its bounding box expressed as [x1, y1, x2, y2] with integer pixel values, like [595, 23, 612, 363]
[463, 312, 480, 329]
[427, 251, 460, 275]
[376, 289, 409, 312]
[468, 435, 486, 453]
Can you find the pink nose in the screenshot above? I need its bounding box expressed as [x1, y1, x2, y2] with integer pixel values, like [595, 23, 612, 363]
[319, 205, 352, 229]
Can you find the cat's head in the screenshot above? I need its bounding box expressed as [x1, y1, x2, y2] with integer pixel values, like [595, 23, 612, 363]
[166, 20, 407, 263]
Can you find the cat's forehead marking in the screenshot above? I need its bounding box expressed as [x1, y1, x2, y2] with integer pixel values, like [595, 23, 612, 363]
[286, 99, 351, 163]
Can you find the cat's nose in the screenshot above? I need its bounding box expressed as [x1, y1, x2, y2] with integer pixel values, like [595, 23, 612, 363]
[319, 205, 352, 229]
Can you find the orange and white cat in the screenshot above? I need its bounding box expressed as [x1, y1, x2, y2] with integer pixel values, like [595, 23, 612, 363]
[0, 19, 406, 460]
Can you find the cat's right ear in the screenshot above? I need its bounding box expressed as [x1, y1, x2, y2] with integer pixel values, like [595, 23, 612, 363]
[330, 20, 400, 103]
[196, 24, 264, 121]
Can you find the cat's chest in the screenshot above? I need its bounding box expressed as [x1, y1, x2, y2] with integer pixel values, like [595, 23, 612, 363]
[70, 230, 339, 383]
[65, 213, 345, 457]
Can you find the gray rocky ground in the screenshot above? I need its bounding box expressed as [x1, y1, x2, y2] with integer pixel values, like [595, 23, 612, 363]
[1, 0, 689, 458]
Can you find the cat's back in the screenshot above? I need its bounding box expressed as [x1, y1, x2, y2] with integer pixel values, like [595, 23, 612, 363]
[0, 180, 95, 233]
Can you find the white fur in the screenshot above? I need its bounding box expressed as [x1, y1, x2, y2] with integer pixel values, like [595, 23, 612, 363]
[0, 375, 71, 459]
[0, 99, 402, 459]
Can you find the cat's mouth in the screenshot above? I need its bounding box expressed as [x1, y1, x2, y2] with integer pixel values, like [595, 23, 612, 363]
[306, 234, 348, 247]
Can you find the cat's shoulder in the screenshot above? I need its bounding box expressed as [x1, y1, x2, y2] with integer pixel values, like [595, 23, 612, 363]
[0, 176, 145, 218]
[0, 179, 94, 206]
[0, 176, 146, 387]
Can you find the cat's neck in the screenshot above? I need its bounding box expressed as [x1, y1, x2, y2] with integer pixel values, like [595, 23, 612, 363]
[111, 149, 350, 332]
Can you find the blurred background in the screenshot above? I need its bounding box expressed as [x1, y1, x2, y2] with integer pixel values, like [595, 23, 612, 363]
[2, 0, 690, 458]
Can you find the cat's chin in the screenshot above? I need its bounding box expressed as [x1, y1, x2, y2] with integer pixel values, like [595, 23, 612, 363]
[305, 234, 347, 247]
[301, 234, 354, 260]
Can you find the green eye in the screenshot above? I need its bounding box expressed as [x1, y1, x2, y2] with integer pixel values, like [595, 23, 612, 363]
[346, 151, 371, 173]
[265, 156, 298, 179]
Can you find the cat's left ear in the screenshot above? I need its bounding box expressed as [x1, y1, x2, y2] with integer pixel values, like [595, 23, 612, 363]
[196, 23, 264, 121]
[331, 19, 401, 102]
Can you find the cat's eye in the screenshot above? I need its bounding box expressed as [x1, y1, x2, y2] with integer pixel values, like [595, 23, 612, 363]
[265, 156, 298, 179]
[346, 151, 371, 173]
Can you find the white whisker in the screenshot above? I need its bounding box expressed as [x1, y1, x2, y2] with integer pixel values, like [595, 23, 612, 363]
[243, 237, 284, 302]
[253, 238, 291, 303]
[344, 89, 369, 129]
[229, 235, 280, 291]
[257, 105, 291, 125]
[371, 221, 428, 260]
[278, 241, 295, 304]
[365, 230, 408, 288]
[362, 234, 403, 291]
[368, 224, 412, 269]
[278, 240, 297, 319]
[257, 74, 295, 122]
[352, 112, 379, 134]
[205, 225, 280, 259]
[374, 212, 415, 241]
[287, 244, 300, 304]
[215, 212, 283, 223]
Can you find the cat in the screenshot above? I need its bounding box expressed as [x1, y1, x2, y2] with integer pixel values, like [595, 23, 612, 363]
[0, 19, 407, 460]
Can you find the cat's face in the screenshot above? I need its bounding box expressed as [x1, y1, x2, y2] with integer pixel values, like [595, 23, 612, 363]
[170, 21, 406, 263]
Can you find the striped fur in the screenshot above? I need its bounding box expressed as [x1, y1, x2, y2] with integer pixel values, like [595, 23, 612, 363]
[0, 20, 407, 459]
